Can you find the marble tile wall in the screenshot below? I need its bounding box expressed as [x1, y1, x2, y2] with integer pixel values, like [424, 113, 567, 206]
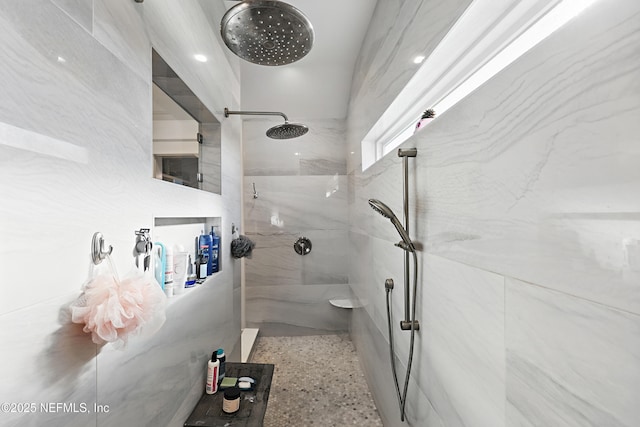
[243, 119, 351, 335]
[0, 1, 242, 426]
[505, 279, 640, 427]
[348, 0, 640, 426]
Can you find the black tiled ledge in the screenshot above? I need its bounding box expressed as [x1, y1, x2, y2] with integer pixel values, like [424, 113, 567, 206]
[184, 363, 274, 427]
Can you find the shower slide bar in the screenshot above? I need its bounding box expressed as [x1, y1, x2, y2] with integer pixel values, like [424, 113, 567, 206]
[398, 147, 418, 331]
[368, 146, 418, 422]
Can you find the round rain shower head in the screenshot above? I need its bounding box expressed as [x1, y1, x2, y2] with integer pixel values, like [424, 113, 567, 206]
[220, 0, 315, 66]
[266, 122, 309, 139]
[224, 108, 309, 139]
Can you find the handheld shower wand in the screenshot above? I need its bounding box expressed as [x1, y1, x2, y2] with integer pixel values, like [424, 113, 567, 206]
[368, 199, 415, 252]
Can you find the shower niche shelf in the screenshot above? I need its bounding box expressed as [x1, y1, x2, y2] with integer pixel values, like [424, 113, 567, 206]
[153, 216, 222, 298]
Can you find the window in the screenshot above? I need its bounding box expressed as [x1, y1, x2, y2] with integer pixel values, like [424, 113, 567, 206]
[361, 0, 600, 170]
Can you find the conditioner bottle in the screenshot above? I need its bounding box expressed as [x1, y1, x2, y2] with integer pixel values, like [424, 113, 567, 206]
[205, 352, 219, 394]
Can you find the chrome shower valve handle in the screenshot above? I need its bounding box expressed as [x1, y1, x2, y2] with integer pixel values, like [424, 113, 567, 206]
[293, 237, 312, 255]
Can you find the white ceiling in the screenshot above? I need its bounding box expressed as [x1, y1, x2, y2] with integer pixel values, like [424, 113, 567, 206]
[223, 0, 378, 121]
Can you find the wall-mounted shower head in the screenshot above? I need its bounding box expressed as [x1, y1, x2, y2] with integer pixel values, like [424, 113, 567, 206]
[368, 199, 415, 252]
[220, 0, 314, 66]
[224, 108, 309, 139]
[266, 122, 309, 139]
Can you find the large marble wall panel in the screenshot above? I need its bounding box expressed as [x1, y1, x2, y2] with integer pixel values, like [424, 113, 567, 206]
[403, 0, 640, 314]
[0, 293, 97, 427]
[417, 254, 505, 427]
[94, 0, 149, 80]
[51, 0, 93, 33]
[245, 231, 348, 287]
[506, 279, 640, 426]
[0, 0, 242, 426]
[245, 284, 351, 335]
[244, 175, 348, 233]
[347, 231, 374, 310]
[243, 119, 346, 176]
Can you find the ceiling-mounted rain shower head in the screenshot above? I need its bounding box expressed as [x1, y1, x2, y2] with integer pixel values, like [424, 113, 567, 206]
[224, 107, 309, 139]
[368, 198, 415, 252]
[220, 0, 315, 66]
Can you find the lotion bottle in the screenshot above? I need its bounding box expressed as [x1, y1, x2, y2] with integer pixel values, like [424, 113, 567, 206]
[206, 352, 219, 394]
[163, 245, 174, 297]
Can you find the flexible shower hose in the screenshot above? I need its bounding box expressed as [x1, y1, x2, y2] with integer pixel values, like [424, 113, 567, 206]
[385, 249, 418, 422]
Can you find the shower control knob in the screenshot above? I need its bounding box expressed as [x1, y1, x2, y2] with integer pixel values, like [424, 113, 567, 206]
[293, 237, 312, 255]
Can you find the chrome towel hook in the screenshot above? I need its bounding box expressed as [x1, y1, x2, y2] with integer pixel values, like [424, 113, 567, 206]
[91, 232, 113, 265]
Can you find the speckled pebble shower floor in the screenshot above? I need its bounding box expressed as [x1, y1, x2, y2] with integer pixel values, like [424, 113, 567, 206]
[250, 334, 383, 427]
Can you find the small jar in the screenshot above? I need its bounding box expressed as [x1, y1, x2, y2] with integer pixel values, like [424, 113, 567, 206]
[222, 386, 240, 414]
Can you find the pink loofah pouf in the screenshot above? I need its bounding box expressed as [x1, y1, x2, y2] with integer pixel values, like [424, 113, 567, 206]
[70, 260, 166, 348]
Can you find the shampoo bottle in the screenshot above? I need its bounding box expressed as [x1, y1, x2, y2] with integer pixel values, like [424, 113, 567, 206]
[206, 352, 219, 394]
[216, 348, 226, 382]
[198, 231, 212, 277]
[209, 227, 220, 274]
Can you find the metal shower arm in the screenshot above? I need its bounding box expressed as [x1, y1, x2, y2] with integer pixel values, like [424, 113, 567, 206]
[224, 108, 289, 122]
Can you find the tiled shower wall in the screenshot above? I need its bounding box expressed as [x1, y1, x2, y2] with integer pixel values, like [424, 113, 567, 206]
[243, 118, 351, 335]
[0, 1, 242, 426]
[347, 0, 640, 426]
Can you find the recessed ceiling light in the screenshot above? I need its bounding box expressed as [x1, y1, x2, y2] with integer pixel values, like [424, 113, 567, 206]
[413, 55, 425, 64]
[194, 54, 208, 62]
[57, 56, 66, 63]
